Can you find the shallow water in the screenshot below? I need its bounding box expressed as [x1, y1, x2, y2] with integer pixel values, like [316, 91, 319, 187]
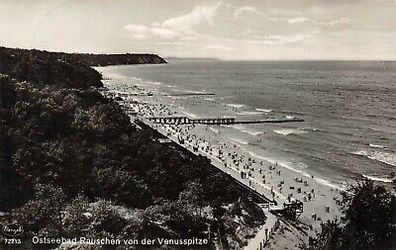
[97, 60, 396, 186]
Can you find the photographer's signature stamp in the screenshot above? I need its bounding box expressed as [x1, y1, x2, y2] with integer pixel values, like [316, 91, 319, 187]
[1, 223, 23, 245]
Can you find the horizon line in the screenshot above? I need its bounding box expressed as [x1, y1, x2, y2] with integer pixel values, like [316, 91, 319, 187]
[2, 45, 395, 62]
[165, 57, 396, 62]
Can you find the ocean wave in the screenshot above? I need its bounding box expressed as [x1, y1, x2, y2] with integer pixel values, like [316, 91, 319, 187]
[168, 96, 186, 100]
[147, 81, 162, 85]
[315, 177, 348, 191]
[273, 128, 313, 136]
[280, 110, 307, 116]
[101, 72, 128, 80]
[237, 111, 264, 116]
[182, 111, 198, 118]
[228, 137, 249, 145]
[362, 174, 393, 183]
[230, 125, 263, 136]
[247, 151, 311, 176]
[209, 127, 220, 134]
[128, 76, 162, 86]
[247, 151, 346, 190]
[226, 103, 244, 109]
[369, 143, 386, 149]
[255, 108, 272, 113]
[352, 150, 396, 167]
[183, 89, 207, 94]
[238, 108, 273, 116]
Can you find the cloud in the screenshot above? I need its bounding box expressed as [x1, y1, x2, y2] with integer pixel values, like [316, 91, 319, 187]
[150, 27, 180, 39]
[203, 45, 235, 51]
[266, 34, 313, 44]
[233, 6, 308, 23]
[241, 29, 253, 37]
[162, 1, 222, 32]
[124, 24, 149, 33]
[267, 15, 350, 26]
[124, 24, 150, 40]
[124, 2, 222, 41]
[180, 36, 197, 41]
[124, 23, 182, 40]
[267, 8, 301, 17]
[156, 41, 186, 46]
[246, 34, 314, 45]
[132, 34, 147, 40]
[233, 6, 266, 20]
[123, 1, 343, 52]
[288, 16, 310, 24]
[314, 17, 350, 26]
[233, 5, 349, 27]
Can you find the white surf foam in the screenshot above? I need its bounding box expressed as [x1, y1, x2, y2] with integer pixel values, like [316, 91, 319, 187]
[122, 76, 162, 86]
[255, 108, 273, 113]
[209, 127, 220, 134]
[149, 81, 162, 85]
[352, 150, 396, 167]
[183, 90, 207, 94]
[247, 151, 346, 191]
[169, 96, 185, 100]
[369, 143, 386, 149]
[100, 72, 128, 80]
[247, 151, 311, 177]
[182, 111, 198, 118]
[238, 111, 264, 116]
[228, 137, 249, 145]
[231, 125, 263, 136]
[273, 128, 307, 136]
[226, 103, 244, 109]
[362, 174, 393, 183]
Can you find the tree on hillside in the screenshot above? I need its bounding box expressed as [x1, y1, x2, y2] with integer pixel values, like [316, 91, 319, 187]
[308, 180, 396, 250]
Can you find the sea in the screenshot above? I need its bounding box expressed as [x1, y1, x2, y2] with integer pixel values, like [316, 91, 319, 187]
[99, 60, 396, 188]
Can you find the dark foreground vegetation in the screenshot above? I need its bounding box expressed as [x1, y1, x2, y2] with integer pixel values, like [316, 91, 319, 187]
[307, 180, 396, 250]
[0, 47, 264, 249]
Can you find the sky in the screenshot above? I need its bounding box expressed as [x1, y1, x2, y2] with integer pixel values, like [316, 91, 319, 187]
[1, 0, 395, 60]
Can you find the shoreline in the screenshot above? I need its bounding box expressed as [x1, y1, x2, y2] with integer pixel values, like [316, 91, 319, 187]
[98, 69, 345, 241]
[98, 67, 352, 190]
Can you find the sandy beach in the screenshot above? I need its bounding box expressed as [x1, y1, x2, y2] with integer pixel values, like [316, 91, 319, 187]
[99, 72, 345, 247]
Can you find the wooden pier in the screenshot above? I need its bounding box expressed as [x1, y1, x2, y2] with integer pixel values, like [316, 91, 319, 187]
[147, 116, 235, 125]
[236, 118, 304, 124]
[147, 116, 303, 125]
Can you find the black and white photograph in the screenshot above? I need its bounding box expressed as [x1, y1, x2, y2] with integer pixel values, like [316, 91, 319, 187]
[0, 0, 395, 249]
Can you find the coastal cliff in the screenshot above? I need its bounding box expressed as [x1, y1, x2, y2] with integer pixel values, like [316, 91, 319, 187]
[0, 47, 263, 249]
[0, 47, 166, 89]
[73, 52, 167, 66]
